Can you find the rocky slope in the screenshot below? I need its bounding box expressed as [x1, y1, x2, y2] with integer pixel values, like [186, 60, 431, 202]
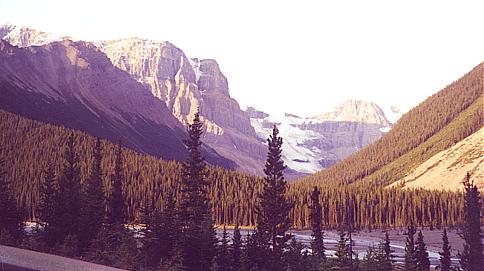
[96, 38, 266, 174]
[389, 127, 484, 191]
[1, 24, 266, 174]
[248, 100, 391, 174]
[0, 39, 233, 167]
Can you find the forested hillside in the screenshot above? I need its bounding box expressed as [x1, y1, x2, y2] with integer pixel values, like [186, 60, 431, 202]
[298, 63, 483, 187]
[0, 109, 464, 229]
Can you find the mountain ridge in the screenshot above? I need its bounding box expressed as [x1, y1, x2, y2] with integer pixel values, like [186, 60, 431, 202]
[0, 38, 234, 167]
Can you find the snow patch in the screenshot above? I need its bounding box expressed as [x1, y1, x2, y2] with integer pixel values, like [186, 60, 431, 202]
[189, 58, 203, 82]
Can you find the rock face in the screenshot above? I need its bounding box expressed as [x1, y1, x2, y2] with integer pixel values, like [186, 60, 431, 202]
[0, 25, 265, 174]
[96, 39, 266, 174]
[0, 39, 234, 167]
[249, 100, 391, 174]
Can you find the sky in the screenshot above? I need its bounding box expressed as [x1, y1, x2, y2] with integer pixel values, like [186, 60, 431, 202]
[1, 0, 483, 117]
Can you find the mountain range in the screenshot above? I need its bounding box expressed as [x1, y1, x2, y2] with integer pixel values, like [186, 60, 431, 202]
[0, 24, 393, 176]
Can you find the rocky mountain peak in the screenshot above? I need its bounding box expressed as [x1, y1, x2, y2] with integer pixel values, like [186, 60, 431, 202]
[314, 99, 390, 126]
[0, 24, 69, 47]
[0, 24, 267, 174]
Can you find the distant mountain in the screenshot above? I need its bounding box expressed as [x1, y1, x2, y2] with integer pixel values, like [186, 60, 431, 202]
[0, 39, 233, 167]
[299, 62, 483, 188]
[1, 24, 265, 174]
[248, 100, 391, 174]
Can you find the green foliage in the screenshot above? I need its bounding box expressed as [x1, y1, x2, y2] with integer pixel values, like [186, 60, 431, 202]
[310, 186, 326, 260]
[0, 156, 23, 245]
[415, 230, 430, 271]
[79, 138, 105, 252]
[382, 231, 394, 271]
[458, 173, 483, 271]
[141, 191, 181, 269]
[231, 224, 243, 271]
[56, 133, 82, 243]
[404, 224, 417, 271]
[334, 229, 351, 271]
[0, 109, 466, 230]
[38, 163, 58, 247]
[179, 112, 217, 271]
[255, 125, 292, 270]
[86, 224, 137, 269]
[284, 237, 307, 271]
[438, 229, 452, 271]
[109, 143, 125, 225]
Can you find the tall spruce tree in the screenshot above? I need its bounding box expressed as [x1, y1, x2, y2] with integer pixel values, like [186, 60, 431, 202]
[216, 225, 231, 270]
[382, 231, 394, 271]
[255, 125, 292, 270]
[79, 138, 105, 253]
[179, 112, 217, 271]
[416, 230, 430, 271]
[404, 224, 418, 271]
[56, 133, 81, 249]
[231, 224, 243, 271]
[109, 143, 125, 226]
[86, 142, 137, 269]
[458, 173, 483, 271]
[142, 191, 181, 268]
[38, 163, 58, 247]
[334, 228, 351, 271]
[438, 229, 452, 271]
[310, 186, 326, 260]
[0, 156, 23, 245]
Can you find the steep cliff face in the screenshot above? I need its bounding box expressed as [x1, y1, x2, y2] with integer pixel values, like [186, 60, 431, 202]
[0, 39, 234, 167]
[249, 101, 391, 174]
[1, 25, 265, 174]
[96, 38, 266, 174]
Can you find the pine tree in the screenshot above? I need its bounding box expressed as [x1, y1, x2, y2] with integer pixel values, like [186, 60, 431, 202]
[179, 112, 217, 271]
[284, 237, 306, 271]
[334, 228, 351, 271]
[142, 191, 182, 268]
[38, 163, 58, 247]
[109, 143, 125, 226]
[310, 186, 325, 260]
[255, 125, 292, 270]
[79, 138, 105, 253]
[362, 245, 378, 271]
[438, 229, 452, 271]
[86, 142, 136, 269]
[416, 230, 430, 271]
[231, 224, 243, 271]
[404, 224, 418, 271]
[458, 173, 483, 271]
[216, 225, 231, 270]
[382, 231, 394, 271]
[0, 156, 23, 245]
[55, 133, 81, 252]
[245, 231, 267, 271]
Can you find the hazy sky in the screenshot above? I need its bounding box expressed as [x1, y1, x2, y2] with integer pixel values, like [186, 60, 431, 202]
[1, 0, 483, 116]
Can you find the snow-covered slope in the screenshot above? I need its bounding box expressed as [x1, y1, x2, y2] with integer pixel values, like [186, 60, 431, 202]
[251, 113, 323, 173]
[248, 101, 391, 174]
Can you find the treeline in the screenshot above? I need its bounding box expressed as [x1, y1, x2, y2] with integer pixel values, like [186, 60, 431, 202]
[0, 108, 465, 229]
[299, 63, 483, 187]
